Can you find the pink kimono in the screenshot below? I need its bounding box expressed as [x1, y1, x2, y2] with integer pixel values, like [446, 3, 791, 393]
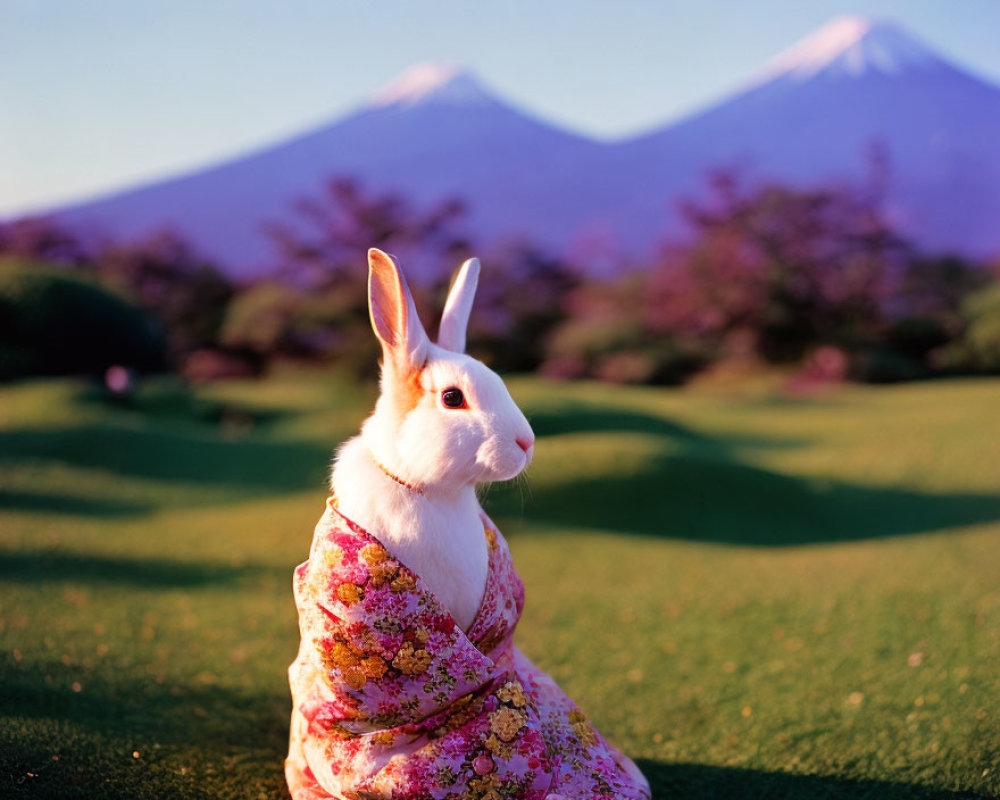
[286, 497, 649, 799]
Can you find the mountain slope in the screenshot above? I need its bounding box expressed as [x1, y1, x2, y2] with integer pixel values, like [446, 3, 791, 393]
[605, 16, 1000, 256]
[39, 18, 1000, 271]
[51, 64, 604, 276]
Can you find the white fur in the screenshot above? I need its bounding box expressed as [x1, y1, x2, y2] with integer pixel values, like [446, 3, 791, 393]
[438, 258, 480, 353]
[331, 250, 534, 631]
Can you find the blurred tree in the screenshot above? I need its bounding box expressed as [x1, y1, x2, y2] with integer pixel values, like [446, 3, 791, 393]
[896, 255, 991, 322]
[941, 279, 1000, 373]
[645, 171, 910, 366]
[94, 232, 234, 360]
[0, 217, 90, 266]
[267, 177, 469, 290]
[463, 244, 577, 374]
[862, 255, 992, 380]
[0, 258, 166, 380]
[542, 273, 707, 384]
[219, 282, 351, 357]
[220, 283, 312, 356]
[262, 178, 471, 376]
[540, 169, 998, 386]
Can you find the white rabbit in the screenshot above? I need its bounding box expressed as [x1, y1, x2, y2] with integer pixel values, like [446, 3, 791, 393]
[287, 248, 650, 800]
[331, 248, 534, 631]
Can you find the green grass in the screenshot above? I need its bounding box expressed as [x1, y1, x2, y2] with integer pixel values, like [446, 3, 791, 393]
[1, 371, 998, 799]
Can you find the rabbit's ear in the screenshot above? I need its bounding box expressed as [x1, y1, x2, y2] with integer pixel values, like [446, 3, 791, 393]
[437, 257, 480, 353]
[368, 248, 429, 370]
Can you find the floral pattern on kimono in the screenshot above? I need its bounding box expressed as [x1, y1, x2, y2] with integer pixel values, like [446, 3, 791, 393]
[286, 496, 649, 800]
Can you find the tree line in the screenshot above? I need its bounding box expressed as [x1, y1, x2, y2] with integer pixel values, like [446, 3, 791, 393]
[1, 172, 999, 385]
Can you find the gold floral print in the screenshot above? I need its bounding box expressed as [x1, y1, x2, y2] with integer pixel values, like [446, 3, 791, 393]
[359, 543, 388, 565]
[569, 708, 598, 746]
[445, 695, 481, 732]
[392, 641, 431, 675]
[390, 572, 415, 593]
[319, 639, 359, 676]
[497, 680, 527, 708]
[342, 664, 367, 690]
[368, 560, 399, 588]
[361, 654, 388, 680]
[489, 706, 527, 742]
[468, 773, 501, 793]
[436, 765, 457, 786]
[337, 583, 364, 605]
[484, 732, 515, 760]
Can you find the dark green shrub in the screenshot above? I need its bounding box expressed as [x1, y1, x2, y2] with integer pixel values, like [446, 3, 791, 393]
[0, 258, 166, 380]
[941, 282, 1000, 373]
[848, 346, 924, 384]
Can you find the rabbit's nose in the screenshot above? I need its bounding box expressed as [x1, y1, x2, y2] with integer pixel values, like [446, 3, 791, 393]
[516, 436, 534, 453]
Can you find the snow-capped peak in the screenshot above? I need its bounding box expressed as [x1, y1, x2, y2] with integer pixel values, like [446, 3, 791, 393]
[371, 62, 496, 108]
[749, 16, 947, 86]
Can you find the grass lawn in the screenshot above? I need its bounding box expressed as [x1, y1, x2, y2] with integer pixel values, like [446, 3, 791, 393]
[1, 370, 998, 799]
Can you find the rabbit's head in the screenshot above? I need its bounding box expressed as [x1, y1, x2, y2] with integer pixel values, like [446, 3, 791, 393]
[361, 248, 534, 494]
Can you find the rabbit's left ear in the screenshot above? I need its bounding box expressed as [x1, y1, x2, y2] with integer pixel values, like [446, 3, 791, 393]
[438, 257, 480, 353]
[368, 248, 429, 371]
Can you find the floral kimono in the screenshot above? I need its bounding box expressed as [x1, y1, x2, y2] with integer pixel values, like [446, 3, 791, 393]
[286, 497, 649, 800]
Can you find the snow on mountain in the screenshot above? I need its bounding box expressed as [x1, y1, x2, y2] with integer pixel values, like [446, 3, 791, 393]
[599, 16, 1000, 258]
[749, 16, 950, 85]
[371, 62, 497, 108]
[47, 64, 602, 277]
[32, 18, 1000, 273]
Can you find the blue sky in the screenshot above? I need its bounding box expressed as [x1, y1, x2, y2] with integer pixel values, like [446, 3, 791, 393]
[3, 0, 999, 216]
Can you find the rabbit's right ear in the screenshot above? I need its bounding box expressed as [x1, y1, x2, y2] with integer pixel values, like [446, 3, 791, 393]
[368, 248, 429, 372]
[438, 257, 480, 353]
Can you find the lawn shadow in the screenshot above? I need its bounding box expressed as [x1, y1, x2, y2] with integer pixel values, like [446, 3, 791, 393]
[501, 452, 1000, 545]
[529, 406, 711, 443]
[0, 489, 152, 517]
[0, 656, 290, 800]
[528, 406, 804, 452]
[0, 550, 265, 587]
[74, 380, 301, 432]
[0, 425, 332, 495]
[489, 404, 1000, 545]
[639, 759, 994, 799]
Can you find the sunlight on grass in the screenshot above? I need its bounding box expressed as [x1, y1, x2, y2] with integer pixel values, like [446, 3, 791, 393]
[1, 373, 998, 799]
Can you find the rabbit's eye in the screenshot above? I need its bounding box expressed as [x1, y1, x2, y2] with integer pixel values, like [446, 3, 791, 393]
[441, 387, 467, 409]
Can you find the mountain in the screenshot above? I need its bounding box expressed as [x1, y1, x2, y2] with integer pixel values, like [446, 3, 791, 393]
[34, 17, 1000, 272]
[603, 16, 1000, 256]
[48, 63, 603, 277]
